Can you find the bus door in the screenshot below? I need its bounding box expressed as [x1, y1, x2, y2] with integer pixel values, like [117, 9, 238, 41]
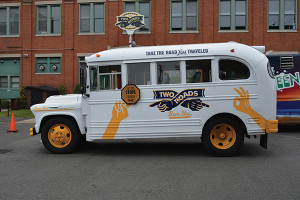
[86, 65, 124, 140]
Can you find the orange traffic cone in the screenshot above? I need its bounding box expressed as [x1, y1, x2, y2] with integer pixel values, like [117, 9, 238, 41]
[7, 113, 18, 133]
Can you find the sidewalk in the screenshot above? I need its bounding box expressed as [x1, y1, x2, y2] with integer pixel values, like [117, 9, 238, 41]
[0, 116, 35, 124]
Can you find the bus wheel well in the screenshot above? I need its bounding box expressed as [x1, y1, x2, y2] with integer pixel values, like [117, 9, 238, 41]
[40, 115, 80, 134]
[203, 113, 247, 136]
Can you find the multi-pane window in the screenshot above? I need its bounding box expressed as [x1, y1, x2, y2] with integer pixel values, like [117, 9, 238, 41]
[0, 76, 19, 88]
[79, 3, 104, 33]
[11, 76, 19, 88]
[0, 7, 19, 36]
[36, 58, 61, 73]
[171, 0, 197, 31]
[268, 0, 297, 30]
[219, 0, 247, 30]
[124, 1, 151, 32]
[99, 66, 122, 90]
[0, 76, 8, 88]
[37, 5, 61, 34]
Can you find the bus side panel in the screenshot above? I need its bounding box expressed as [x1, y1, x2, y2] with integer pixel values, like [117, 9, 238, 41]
[269, 55, 300, 124]
[120, 85, 216, 139]
[256, 58, 277, 121]
[213, 81, 263, 135]
[86, 91, 126, 141]
[86, 85, 216, 140]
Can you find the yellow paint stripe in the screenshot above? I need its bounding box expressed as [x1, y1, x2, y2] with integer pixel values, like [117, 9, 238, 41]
[48, 101, 73, 104]
[169, 116, 192, 119]
[33, 109, 74, 112]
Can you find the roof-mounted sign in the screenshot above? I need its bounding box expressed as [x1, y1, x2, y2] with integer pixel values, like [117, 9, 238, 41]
[116, 12, 145, 35]
[116, 12, 145, 47]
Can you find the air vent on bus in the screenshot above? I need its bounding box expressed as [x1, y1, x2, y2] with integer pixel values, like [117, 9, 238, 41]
[280, 56, 294, 69]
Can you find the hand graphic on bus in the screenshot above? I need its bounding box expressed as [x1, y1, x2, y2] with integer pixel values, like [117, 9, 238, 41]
[112, 101, 130, 121]
[233, 87, 252, 115]
[181, 99, 210, 111]
[102, 101, 130, 139]
[233, 87, 267, 131]
[149, 100, 178, 112]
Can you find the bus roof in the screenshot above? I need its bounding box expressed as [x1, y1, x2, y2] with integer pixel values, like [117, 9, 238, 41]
[86, 42, 266, 67]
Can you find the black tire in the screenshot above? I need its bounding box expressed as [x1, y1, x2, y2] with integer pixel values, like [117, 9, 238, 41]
[41, 117, 80, 154]
[202, 117, 245, 156]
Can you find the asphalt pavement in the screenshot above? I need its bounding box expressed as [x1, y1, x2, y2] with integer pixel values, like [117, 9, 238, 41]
[0, 116, 299, 200]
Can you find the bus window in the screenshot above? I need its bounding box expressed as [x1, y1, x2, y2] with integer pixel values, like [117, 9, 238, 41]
[90, 67, 98, 91]
[186, 60, 212, 83]
[219, 59, 250, 80]
[157, 61, 180, 84]
[127, 63, 151, 85]
[99, 65, 122, 90]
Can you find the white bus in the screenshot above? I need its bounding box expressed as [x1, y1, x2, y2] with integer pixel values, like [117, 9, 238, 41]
[30, 42, 278, 156]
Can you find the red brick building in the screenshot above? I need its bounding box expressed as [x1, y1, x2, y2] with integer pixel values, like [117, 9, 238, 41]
[0, 0, 299, 99]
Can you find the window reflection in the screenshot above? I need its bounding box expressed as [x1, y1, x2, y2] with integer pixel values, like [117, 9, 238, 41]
[157, 61, 180, 84]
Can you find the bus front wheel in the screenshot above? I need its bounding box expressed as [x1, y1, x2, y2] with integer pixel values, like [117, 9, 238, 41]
[202, 117, 244, 156]
[41, 117, 80, 154]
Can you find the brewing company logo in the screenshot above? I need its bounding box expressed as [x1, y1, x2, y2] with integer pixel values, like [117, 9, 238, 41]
[149, 89, 209, 112]
[121, 84, 140, 104]
[116, 12, 145, 31]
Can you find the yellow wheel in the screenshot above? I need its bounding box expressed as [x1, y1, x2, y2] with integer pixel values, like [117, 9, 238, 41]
[41, 117, 80, 153]
[48, 124, 72, 148]
[202, 117, 244, 156]
[210, 123, 237, 150]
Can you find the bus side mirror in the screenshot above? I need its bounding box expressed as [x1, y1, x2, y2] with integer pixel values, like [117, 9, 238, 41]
[80, 67, 86, 95]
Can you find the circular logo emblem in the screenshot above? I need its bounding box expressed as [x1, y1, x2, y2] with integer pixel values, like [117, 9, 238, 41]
[121, 84, 140, 104]
[116, 12, 145, 32]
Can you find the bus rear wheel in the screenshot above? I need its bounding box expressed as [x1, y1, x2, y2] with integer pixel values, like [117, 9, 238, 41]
[202, 117, 244, 156]
[41, 117, 80, 154]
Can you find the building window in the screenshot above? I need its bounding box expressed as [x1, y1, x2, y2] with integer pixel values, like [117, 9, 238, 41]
[0, 76, 8, 88]
[171, 0, 198, 31]
[124, 1, 151, 32]
[37, 5, 61, 34]
[0, 76, 19, 89]
[0, 7, 19, 36]
[219, 0, 247, 31]
[268, 0, 297, 30]
[79, 3, 104, 34]
[36, 57, 61, 74]
[11, 76, 20, 88]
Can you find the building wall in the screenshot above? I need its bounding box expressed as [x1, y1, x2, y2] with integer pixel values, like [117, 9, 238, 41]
[0, 0, 299, 96]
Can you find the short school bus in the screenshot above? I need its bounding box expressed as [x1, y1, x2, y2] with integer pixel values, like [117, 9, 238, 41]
[30, 42, 278, 156]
